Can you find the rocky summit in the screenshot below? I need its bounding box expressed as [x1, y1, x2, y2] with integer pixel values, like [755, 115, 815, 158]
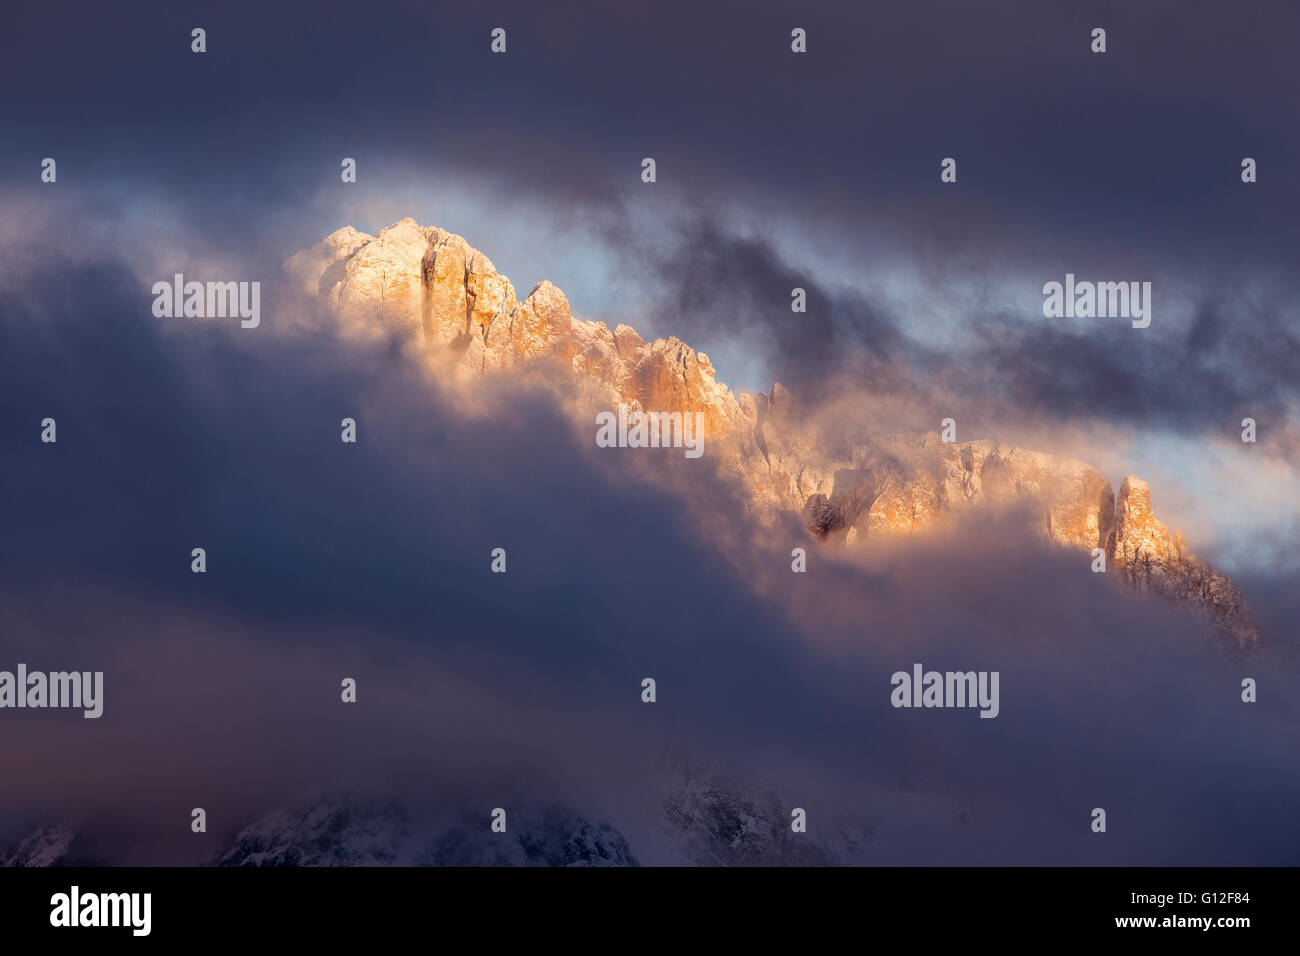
[285, 220, 1260, 646]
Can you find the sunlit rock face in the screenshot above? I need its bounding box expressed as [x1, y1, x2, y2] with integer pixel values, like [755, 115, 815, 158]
[799, 435, 1114, 549]
[1110, 477, 1259, 645]
[287, 221, 1259, 647]
[283, 225, 373, 297]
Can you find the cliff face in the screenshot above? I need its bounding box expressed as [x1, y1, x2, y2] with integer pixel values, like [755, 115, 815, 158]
[286, 220, 1260, 646]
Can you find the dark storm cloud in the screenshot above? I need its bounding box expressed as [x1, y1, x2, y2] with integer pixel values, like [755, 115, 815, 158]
[598, 212, 1300, 465]
[5, 0, 1296, 452]
[0, 251, 859, 859]
[0, 245, 1297, 865]
[2, 0, 1297, 262]
[12, 0, 1295, 446]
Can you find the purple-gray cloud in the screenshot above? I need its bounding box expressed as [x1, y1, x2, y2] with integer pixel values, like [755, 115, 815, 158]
[0, 242, 1296, 864]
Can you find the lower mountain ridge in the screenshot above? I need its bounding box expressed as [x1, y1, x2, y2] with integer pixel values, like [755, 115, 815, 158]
[3, 775, 869, 866]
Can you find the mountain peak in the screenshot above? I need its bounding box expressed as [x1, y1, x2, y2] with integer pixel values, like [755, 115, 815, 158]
[286, 221, 1260, 646]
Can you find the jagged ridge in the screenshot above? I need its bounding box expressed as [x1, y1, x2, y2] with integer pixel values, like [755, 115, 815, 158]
[285, 220, 1259, 646]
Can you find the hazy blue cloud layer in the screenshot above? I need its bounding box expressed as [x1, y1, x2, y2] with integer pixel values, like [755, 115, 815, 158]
[0, 250, 1296, 864]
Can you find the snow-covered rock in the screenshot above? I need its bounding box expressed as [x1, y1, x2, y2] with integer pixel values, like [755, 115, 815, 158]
[2, 825, 89, 867]
[215, 794, 411, 867]
[662, 770, 869, 866]
[285, 221, 1261, 646]
[216, 794, 638, 867]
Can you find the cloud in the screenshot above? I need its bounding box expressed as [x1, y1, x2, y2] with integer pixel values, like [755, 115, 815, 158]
[4, 0, 1298, 258]
[0, 237, 1296, 864]
[3, 0, 1297, 861]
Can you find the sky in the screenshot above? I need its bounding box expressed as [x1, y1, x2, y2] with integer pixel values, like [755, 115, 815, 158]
[5, 0, 1297, 570]
[0, 0, 1297, 864]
